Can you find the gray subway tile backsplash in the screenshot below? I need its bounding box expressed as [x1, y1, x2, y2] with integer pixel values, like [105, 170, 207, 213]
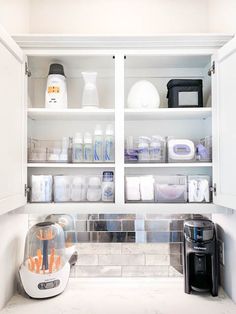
[28, 213, 210, 277]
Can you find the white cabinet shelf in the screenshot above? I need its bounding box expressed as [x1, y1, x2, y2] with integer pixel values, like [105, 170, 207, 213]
[125, 163, 212, 168]
[124, 108, 212, 121]
[28, 108, 115, 121]
[13, 202, 228, 215]
[27, 163, 115, 168]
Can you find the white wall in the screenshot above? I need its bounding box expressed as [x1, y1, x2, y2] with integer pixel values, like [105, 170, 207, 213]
[0, 1, 29, 309]
[0, 0, 30, 34]
[29, 0, 209, 34]
[208, 0, 236, 34]
[0, 214, 28, 309]
[213, 213, 236, 302]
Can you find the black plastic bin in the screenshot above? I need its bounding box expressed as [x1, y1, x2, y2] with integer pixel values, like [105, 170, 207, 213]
[167, 79, 203, 108]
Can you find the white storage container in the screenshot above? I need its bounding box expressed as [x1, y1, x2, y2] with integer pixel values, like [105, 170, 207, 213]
[188, 175, 211, 203]
[167, 138, 195, 163]
[155, 175, 187, 203]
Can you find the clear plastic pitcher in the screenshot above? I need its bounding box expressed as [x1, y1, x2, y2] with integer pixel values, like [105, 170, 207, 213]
[81, 72, 99, 108]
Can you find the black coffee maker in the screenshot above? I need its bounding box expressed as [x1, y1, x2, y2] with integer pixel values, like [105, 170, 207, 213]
[183, 219, 218, 296]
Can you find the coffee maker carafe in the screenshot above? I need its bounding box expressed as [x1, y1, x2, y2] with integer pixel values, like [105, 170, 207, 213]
[183, 219, 218, 296]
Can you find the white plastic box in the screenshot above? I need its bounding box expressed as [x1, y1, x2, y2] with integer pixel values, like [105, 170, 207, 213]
[167, 138, 196, 163]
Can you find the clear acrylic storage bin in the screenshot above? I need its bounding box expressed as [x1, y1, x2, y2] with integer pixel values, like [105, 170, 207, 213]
[167, 138, 196, 163]
[196, 136, 212, 162]
[54, 175, 114, 203]
[188, 175, 211, 203]
[30, 175, 53, 203]
[125, 175, 155, 202]
[28, 138, 72, 163]
[155, 175, 187, 203]
[125, 135, 166, 163]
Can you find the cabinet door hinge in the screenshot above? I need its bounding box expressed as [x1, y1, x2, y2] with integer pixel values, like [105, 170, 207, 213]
[25, 62, 31, 77]
[208, 61, 215, 76]
[24, 184, 30, 197]
[211, 183, 217, 196]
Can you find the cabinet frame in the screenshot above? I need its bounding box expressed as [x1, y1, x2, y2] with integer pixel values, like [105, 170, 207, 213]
[3, 33, 235, 215]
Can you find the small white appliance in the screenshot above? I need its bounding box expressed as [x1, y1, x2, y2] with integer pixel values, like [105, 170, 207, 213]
[45, 63, 67, 109]
[168, 139, 195, 162]
[19, 222, 71, 299]
[127, 80, 160, 109]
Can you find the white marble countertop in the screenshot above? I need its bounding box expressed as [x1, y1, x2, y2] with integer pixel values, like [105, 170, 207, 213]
[1, 278, 236, 314]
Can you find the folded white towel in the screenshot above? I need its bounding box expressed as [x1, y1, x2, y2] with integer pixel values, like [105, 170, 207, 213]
[126, 177, 141, 201]
[140, 175, 154, 201]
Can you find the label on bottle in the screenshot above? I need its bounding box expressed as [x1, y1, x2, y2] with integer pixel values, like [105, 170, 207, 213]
[94, 140, 103, 161]
[84, 146, 92, 161]
[48, 86, 60, 93]
[102, 184, 114, 201]
[73, 145, 83, 162]
[104, 140, 114, 161]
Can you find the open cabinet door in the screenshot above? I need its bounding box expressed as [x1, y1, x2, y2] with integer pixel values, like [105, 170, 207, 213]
[212, 36, 236, 210]
[0, 25, 26, 215]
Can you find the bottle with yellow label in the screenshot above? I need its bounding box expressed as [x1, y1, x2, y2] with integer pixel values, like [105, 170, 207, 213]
[45, 63, 67, 109]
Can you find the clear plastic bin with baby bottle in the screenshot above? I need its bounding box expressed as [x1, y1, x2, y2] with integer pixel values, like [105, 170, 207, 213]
[125, 135, 166, 163]
[30, 172, 115, 203]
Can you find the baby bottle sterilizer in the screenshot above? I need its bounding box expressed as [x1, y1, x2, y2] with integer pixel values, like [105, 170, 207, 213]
[19, 222, 71, 299]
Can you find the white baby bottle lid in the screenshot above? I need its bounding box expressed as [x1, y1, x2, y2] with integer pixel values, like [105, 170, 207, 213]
[105, 124, 114, 136]
[84, 132, 92, 144]
[62, 137, 69, 149]
[94, 125, 103, 136]
[74, 133, 83, 144]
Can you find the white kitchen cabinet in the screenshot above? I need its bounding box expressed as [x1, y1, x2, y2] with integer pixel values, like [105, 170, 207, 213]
[212, 36, 236, 210]
[0, 27, 235, 215]
[0, 25, 26, 215]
